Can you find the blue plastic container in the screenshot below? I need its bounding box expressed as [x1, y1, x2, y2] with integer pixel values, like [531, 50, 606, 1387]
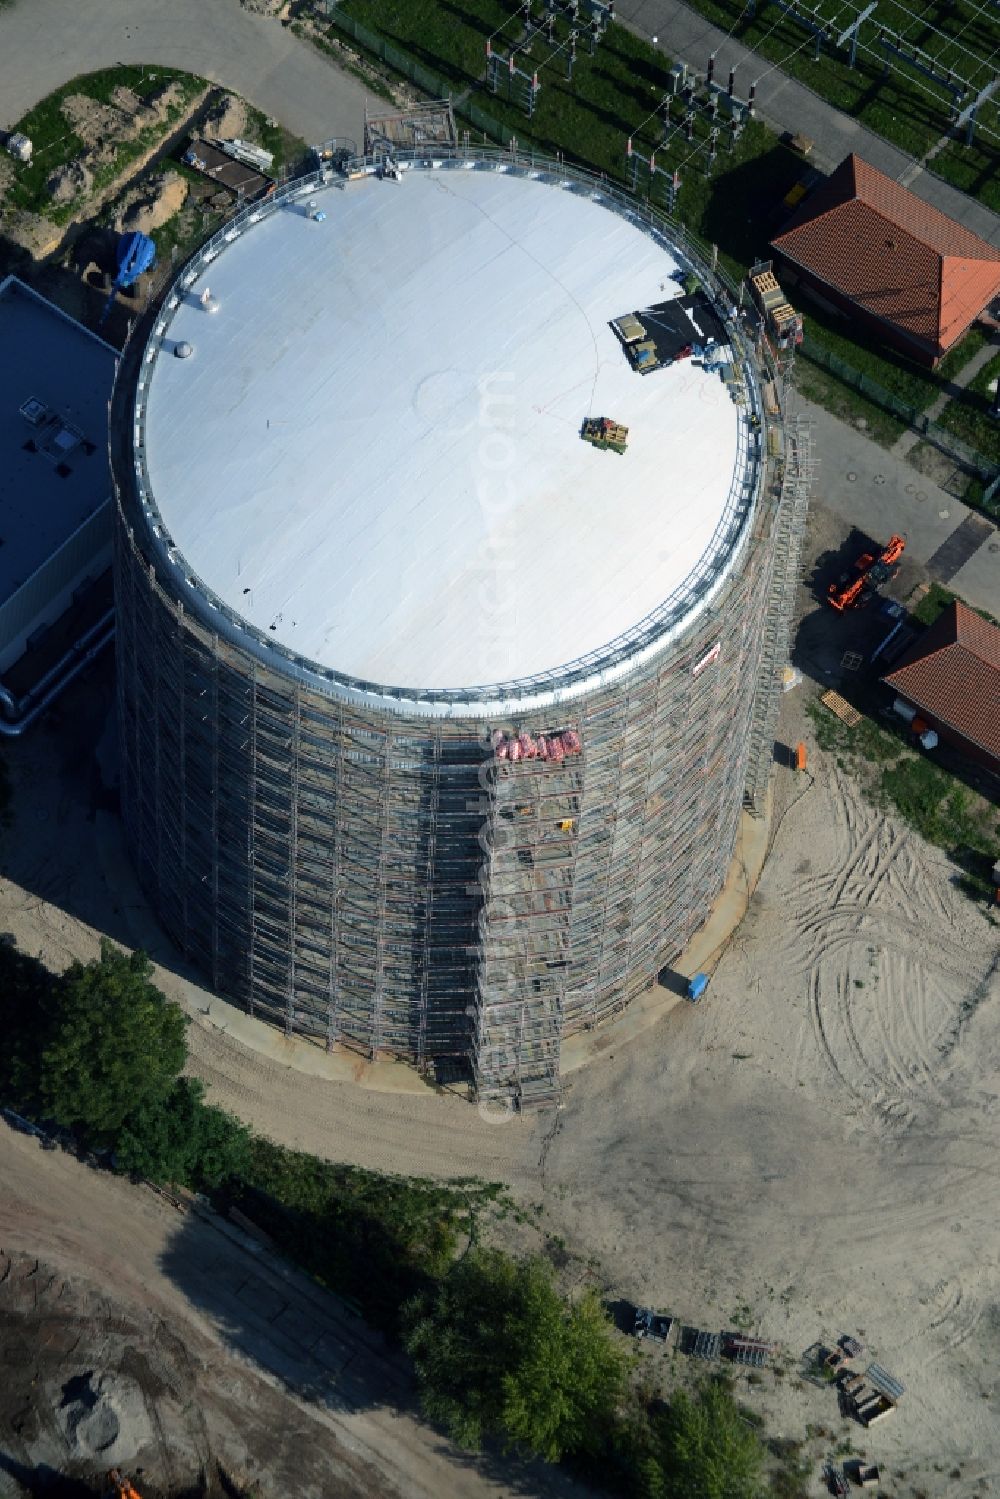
[687, 972, 709, 1003]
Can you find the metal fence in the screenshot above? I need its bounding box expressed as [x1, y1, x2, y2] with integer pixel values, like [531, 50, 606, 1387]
[323, 8, 544, 151]
[323, 9, 479, 116]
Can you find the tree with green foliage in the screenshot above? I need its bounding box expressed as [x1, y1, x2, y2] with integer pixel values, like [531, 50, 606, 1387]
[638, 1380, 765, 1499]
[33, 940, 187, 1139]
[403, 1248, 626, 1460]
[0, 939, 56, 1105]
[115, 1076, 251, 1188]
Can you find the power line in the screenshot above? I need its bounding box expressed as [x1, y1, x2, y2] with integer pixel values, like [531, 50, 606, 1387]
[627, 0, 790, 148]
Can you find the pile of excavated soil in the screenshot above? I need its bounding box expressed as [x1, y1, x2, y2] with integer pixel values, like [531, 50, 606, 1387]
[46, 158, 92, 204]
[60, 82, 187, 164]
[118, 169, 187, 233]
[110, 84, 145, 118]
[202, 92, 247, 141]
[61, 92, 135, 150]
[147, 80, 187, 121]
[57, 1370, 154, 1466]
[3, 208, 61, 257]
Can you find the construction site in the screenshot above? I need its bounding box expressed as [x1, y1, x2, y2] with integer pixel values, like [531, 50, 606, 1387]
[2, 0, 1000, 1493]
[112, 142, 813, 1109]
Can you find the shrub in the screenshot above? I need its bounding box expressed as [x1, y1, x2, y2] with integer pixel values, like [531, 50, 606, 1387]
[403, 1248, 627, 1460]
[0, 940, 188, 1141]
[115, 1077, 251, 1189]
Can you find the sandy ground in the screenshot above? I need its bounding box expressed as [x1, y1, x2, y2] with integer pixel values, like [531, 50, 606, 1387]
[0, 504, 998, 1497]
[545, 756, 1000, 1495]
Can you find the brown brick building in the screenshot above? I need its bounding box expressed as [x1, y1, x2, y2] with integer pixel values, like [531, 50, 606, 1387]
[772, 155, 1000, 367]
[882, 602, 1000, 774]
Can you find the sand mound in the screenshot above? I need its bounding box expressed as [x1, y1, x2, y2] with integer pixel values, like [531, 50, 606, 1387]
[110, 84, 146, 118]
[61, 81, 186, 150]
[61, 93, 130, 149]
[120, 169, 187, 233]
[46, 158, 92, 205]
[203, 93, 247, 141]
[147, 80, 187, 121]
[4, 209, 61, 257]
[58, 1370, 153, 1465]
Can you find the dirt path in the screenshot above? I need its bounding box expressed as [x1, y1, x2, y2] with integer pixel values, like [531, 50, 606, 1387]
[0, 1127, 579, 1499]
[1, 623, 999, 1497]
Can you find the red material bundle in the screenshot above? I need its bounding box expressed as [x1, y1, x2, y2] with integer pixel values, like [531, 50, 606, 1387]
[536, 735, 550, 760]
[519, 733, 538, 759]
[561, 729, 582, 755]
[548, 736, 565, 762]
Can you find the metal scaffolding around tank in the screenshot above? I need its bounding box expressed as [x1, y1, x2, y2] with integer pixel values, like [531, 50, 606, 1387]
[111, 144, 809, 1108]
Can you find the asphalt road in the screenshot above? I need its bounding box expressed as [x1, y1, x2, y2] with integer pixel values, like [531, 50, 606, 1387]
[0, 0, 369, 145]
[798, 394, 1000, 616]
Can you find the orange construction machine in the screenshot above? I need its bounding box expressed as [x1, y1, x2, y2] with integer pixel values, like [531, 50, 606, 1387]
[108, 1472, 142, 1499]
[827, 534, 905, 612]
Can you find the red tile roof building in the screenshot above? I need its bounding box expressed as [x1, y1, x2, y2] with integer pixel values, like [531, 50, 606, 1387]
[882, 601, 1000, 772]
[771, 155, 1000, 366]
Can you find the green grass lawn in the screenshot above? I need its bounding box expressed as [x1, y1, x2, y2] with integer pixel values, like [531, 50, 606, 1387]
[913, 581, 999, 629]
[339, 0, 502, 87]
[799, 299, 945, 412]
[337, 2, 814, 263]
[936, 350, 1000, 465]
[6, 66, 205, 225]
[937, 327, 990, 382]
[240, 104, 309, 175]
[928, 135, 1000, 214]
[794, 314, 997, 456]
[339, 0, 693, 180]
[792, 358, 909, 444]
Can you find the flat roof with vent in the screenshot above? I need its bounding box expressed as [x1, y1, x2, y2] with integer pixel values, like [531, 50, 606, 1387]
[139, 162, 757, 702]
[0, 278, 116, 612]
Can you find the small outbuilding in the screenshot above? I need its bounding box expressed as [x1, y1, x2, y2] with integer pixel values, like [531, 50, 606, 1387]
[771, 154, 1000, 367]
[882, 601, 1000, 774]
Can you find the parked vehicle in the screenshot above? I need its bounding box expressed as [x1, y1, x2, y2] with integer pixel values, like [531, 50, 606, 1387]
[633, 1307, 673, 1342]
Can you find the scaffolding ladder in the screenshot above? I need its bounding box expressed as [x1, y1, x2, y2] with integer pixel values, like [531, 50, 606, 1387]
[744, 414, 813, 813]
[473, 740, 585, 1108]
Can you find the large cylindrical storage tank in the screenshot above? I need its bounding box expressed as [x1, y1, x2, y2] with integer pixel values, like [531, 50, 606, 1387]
[112, 151, 798, 1106]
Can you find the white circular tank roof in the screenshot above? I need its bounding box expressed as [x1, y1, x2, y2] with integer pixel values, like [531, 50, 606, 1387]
[139, 162, 754, 702]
